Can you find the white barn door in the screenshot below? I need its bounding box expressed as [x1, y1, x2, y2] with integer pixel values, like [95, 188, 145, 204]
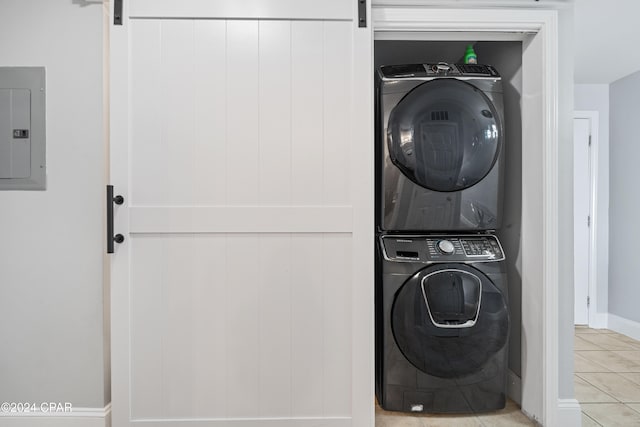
[109, 1, 373, 426]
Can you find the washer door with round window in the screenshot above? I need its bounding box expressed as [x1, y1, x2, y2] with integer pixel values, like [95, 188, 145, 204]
[391, 263, 509, 378]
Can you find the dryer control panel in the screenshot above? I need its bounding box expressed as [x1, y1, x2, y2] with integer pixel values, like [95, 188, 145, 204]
[380, 234, 504, 263]
[379, 63, 500, 79]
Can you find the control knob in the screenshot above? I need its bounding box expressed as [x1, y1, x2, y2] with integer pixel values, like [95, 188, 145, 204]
[434, 62, 451, 72]
[437, 240, 455, 254]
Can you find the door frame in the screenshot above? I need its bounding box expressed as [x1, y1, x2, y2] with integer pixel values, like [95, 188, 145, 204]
[372, 6, 575, 426]
[574, 110, 600, 328]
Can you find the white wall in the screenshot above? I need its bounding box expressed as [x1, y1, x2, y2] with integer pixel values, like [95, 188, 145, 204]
[574, 0, 640, 84]
[479, 40, 524, 385]
[0, 0, 107, 412]
[609, 71, 640, 323]
[574, 84, 610, 319]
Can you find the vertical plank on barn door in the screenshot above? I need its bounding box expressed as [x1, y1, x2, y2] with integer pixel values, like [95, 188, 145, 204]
[322, 20, 353, 417]
[291, 233, 324, 416]
[160, 20, 196, 205]
[194, 20, 228, 206]
[323, 21, 351, 207]
[226, 234, 261, 417]
[259, 21, 292, 206]
[162, 235, 197, 415]
[223, 19, 262, 417]
[291, 21, 324, 205]
[323, 233, 353, 416]
[190, 235, 228, 416]
[189, 20, 230, 413]
[130, 19, 162, 206]
[289, 20, 327, 418]
[130, 236, 163, 419]
[227, 20, 259, 206]
[258, 234, 293, 417]
[256, 19, 295, 418]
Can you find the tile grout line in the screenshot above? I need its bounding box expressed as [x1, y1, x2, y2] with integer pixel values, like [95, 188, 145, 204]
[574, 376, 621, 405]
[575, 370, 624, 403]
[625, 402, 640, 415]
[581, 410, 603, 427]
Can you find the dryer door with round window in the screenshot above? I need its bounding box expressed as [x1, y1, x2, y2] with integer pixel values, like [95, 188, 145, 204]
[387, 79, 502, 192]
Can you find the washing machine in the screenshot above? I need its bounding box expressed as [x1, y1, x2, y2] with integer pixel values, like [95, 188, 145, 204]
[375, 233, 509, 413]
[376, 63, 505, 232]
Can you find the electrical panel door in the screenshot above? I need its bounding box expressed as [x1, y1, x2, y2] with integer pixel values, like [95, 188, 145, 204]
[0, 67, 45, 190]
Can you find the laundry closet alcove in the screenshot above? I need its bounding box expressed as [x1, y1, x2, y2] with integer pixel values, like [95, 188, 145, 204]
[373, 3, 576, 426]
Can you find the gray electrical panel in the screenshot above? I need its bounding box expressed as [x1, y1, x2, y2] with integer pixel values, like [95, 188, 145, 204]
[0, 67, 46, 190]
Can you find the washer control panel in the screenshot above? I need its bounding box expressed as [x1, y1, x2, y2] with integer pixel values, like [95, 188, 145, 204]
[381, 234, 505, 263]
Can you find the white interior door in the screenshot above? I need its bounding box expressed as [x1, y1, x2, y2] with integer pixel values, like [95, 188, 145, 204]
[573, 117, 591, 325]
[109, 1, 373, 426]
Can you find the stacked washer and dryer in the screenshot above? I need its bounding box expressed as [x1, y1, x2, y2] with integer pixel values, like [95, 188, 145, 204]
[375, 62, 510, 414]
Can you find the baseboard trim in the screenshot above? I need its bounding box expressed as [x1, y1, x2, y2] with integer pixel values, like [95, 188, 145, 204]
[608, 314, 640, 341]
[0, 403, 110, 427]
[507, 369, 522, 406]
[590, 312, 609, 329]
[557, 398, 581, 426]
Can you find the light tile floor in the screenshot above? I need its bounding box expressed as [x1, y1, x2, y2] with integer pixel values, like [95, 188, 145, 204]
[375, 326, 640, 426]
[375, 398, 534, 427]
[575, 326, 640, 427]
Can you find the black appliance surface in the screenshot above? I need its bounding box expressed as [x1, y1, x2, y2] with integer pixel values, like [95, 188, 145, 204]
[376, 63, 505, 232]
[376, 234, 509, 414]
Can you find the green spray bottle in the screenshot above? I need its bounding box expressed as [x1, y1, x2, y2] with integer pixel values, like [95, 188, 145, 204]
[464, 44, 477, 64]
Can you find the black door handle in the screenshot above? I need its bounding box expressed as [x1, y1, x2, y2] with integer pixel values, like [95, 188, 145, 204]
[107, 185, 125, 254]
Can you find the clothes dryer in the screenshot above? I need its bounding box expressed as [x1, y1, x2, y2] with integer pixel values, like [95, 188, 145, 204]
[376, 63, 505, 232]
[375, 234, 509, 413]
